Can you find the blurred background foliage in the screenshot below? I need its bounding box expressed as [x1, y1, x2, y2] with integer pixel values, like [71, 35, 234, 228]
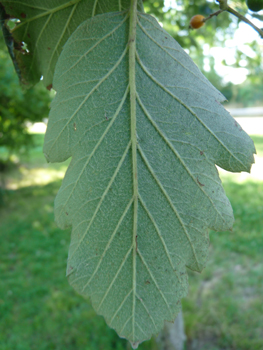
[0, 32, 51, 167]
[144, 0, 263, 105]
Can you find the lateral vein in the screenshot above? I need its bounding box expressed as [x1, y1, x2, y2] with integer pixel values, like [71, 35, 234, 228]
[135, 52, 245, 169]
[68, 140, 132, 260]
[137, 145, 201, 271]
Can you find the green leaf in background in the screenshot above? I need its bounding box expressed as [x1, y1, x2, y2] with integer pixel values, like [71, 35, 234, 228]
[43, 9, 255, 348]
[0, 4, 21, 80]
[0, 0, 143, 88]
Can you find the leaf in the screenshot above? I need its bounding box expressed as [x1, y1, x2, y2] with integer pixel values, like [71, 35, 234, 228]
[43, 9, 255, 347]
[0, 0, 143, 87]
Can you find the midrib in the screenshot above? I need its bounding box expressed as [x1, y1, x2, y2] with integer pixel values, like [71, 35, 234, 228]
[128, 0, 138, 342]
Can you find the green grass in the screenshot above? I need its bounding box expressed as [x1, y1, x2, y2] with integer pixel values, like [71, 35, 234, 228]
[183, 178, 263, 350]
[1, 134, 263, 350]
[251, 135, 263, 157]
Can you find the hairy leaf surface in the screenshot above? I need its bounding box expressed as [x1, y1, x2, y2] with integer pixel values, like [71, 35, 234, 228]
[44, 10, 255, 347]
[0, 0, 143, 87]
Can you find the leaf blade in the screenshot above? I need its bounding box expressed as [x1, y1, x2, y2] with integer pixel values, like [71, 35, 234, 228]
[44, 10, 255, 346]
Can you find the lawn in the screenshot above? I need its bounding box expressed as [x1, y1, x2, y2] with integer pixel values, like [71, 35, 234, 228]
[0, 134, 262, 350]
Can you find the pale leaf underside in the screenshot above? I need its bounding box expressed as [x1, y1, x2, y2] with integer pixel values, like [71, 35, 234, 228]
[44, 11, 255, 347]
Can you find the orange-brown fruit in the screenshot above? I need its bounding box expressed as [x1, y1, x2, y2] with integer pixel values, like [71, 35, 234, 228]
[189, 15, 205, 29]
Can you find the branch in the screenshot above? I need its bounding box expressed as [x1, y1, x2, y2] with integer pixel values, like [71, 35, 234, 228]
[226, 6, 263, 38]
[203, 9, 224, 23]
[207, 0, 263, 38]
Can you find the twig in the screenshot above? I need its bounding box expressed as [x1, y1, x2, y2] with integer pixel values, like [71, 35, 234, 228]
[226, 6, 263, 38]
[203, 9, 225, 23]
[204, 0, 263, 38]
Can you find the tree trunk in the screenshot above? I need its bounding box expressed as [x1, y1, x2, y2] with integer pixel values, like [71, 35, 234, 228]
[156, 310, 186, 350]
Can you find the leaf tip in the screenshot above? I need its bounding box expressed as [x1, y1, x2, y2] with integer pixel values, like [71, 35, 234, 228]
[130, 341, 141, 349]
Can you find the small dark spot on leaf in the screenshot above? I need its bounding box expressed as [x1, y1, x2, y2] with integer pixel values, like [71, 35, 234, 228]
[234, 120, 243, 131]
[47, 47, 51, 50]
[200, 151, 204, 155]
[67, 266, 74, 276]
[145, 280, 150, 285]
[21, 13, 26, 18]
[73, 123, 77, 131]
[65, 212, 68, 216]
[165, 36, 167, 39]
[46, 84, 52, 91]
[14, 41, 24, 51]
[197, 177, 204, 187]
[27, 33, 31, 38]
